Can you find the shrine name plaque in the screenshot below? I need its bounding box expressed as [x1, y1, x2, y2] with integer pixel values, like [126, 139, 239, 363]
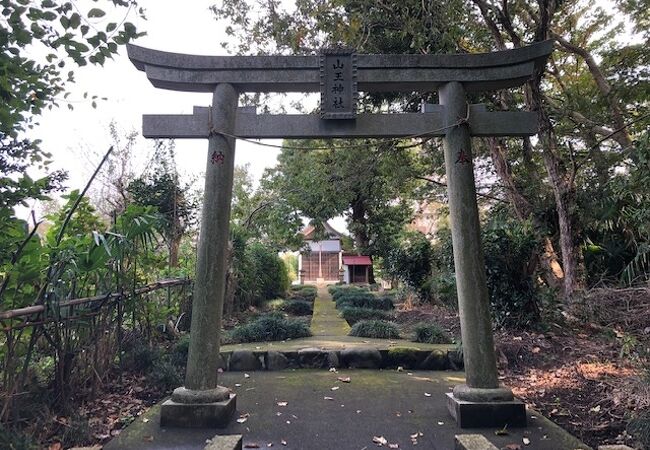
[320, 48, 357, 120]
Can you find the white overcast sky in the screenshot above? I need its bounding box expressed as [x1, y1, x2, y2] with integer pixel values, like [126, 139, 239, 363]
[30, 0, 289, 206]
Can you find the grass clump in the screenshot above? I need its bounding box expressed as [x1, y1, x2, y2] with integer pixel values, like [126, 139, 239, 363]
[340, 307, 391, 325]
[412, 322, 452, 344]
[281, 300, 313, 316]
[267, 299, 313, 316]
[335, 293, 394, 310]
[349, 320, 400, 339]
[228, 312, 312, 343]
[329, 284, 368, 299]
[289, 284, 317, 301]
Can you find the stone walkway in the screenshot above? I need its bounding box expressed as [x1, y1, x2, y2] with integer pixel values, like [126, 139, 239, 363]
[310, 286, 350, 336]
[107, 370, 592, 450]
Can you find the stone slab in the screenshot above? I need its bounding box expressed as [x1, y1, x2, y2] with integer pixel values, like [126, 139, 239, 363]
[160, 395, 236, 428]
[143, 108, 538, 140]
[128, 41, 552, 93]
[446, 393, 527, 429]
[203, 434, 242, 450]
[455, 434, 499, 450]
[106, 370, 591, 450]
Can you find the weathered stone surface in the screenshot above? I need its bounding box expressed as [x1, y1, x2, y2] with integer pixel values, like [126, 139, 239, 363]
[265, 351, 289, 371]
[340, 347, 382, 369]
[160, 395, 236, 428]
[298, 347, 328, 368]
[420, 349, 450, 370]
[383, 348, 427, 369]
[229, 350, 262, 371]
[128, 41, 553, 93]
[597, 446, 635, 450]
[204, 434, 243, 450]
[454, 434, 499, 450]
[327, 351, 340, 368]
[144, 106, 538, 140]
[171, 386, 230, 404]
[446, 393, 526, 429]
[453, 384, 514, 402]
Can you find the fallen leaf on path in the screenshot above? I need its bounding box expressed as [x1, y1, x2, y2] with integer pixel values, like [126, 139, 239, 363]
[495, 426, 509, 436]
[281, 440, 287, 446]
[522, 437, 531, 445]
[237, 413, 250, 423]
[277, 401, 288, 406]
[144, 436, 154, 442]
[329, 368, 338, 373]
[267, 443, 273, 447]
[331, 386, 340, 391]
[244, 373, 250, 378]
[337, 376, 351, 383]
[324, 396, 334, 400]
[424, 392, 432, 397]
[388, 444, 399, 449]
[244, 444, 260, 449]
[373, 436, 388, 445]
[48, 444, 62, 450]
[437, 421, 444, 425]
[503, 444, 521, 450]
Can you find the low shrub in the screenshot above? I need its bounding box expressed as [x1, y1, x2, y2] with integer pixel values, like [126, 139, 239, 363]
[169, 334, 190, 367]
[149, 359, 183, 391]
[335, 293, 394, 311]
[267, 299, 313, 316]
[412, 322, 452, 344]
[340, 307, 391, 325]
[122, 341, 160, 373]
[329, 284, 368, 299]
[228, 312, 312, 343]
[288, 285, 317, 301]
[349, 320, 400, 339]
[281, 300, 313, 316]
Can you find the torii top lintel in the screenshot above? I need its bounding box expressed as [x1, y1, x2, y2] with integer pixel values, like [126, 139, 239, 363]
[127, 41, 553, 94]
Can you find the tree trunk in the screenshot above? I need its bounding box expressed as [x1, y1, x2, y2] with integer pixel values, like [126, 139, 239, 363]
[350, 198, 376, 284]
[169, 237, 180, 268]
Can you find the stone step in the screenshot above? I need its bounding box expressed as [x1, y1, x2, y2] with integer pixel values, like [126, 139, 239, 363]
[217, 347, 464, 372]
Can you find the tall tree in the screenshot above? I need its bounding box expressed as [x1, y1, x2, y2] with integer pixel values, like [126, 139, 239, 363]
[212, 0, 650, 299]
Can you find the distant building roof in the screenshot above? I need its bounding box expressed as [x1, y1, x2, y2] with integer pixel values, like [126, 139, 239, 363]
[342, 255, 372, 266]
[301, 221, 344, 241]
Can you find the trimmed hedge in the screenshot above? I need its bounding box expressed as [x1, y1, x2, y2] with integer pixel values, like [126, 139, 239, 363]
[282, 300, 313, 316]
[228, 312, 312, 343]
[412, 322, 452, 344]
[340, 307, 391, 325]
[329, 284, 368, 300]
[335, 293, 394, 311]
[289, 285, 317, 302]
[349, 320, 400, 339]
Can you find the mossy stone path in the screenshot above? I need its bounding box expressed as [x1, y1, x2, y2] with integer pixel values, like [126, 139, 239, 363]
[310, 286, 350, 336]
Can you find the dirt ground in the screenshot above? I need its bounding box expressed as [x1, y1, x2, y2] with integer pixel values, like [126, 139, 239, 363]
[392, 289, 650, 449]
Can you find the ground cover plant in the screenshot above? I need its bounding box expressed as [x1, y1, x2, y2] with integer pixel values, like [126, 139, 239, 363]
[349, 320, 400, 339]
[267, 298, 314, 316]
[412, 322, 452, 344]
[227, 312, 312, 343]
[288, 284, 317, 302]
[339, 306, 392, 325]
[335, 292, 394, 310]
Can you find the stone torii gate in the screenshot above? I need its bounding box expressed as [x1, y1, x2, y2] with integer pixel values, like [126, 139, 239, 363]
[128, 41, 552, 429]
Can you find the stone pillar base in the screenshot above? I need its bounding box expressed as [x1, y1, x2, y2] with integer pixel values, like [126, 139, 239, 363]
[160, 395, 236, 428]
[446, 393, 526, 428]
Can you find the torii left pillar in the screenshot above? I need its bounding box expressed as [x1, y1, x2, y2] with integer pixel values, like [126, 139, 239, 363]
[160, 83, 238, 427]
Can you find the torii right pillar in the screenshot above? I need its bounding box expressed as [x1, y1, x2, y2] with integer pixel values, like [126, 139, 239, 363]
[440, 81, 526, 428]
